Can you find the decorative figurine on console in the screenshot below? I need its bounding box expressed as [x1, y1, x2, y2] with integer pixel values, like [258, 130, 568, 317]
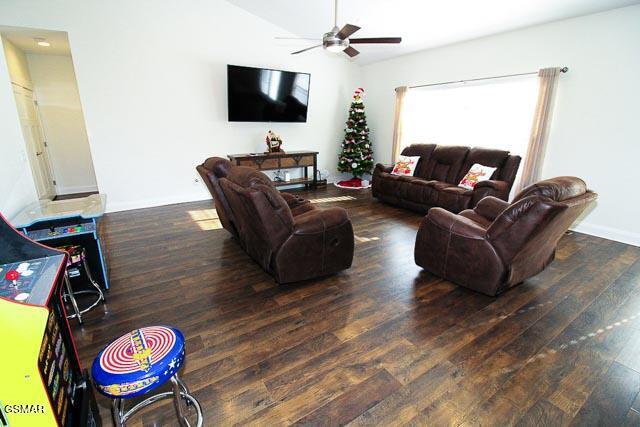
[266, 130, 283, 153]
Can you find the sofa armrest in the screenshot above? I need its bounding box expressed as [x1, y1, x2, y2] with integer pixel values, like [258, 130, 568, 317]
[475, 180, 509, 193]
[471, 180, 510, 206]
[293, 207, 350, 235]
[426, 207, 487, 239]
[474, 196, 510, 222]
[281, 192, 310, 208]
[374, 163, 393, 174]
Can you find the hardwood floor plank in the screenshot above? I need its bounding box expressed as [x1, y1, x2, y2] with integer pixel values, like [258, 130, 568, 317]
[66, 186, 638, 426]
[462, 249, 640, 425]
[292, 369, 401, 426]
[570, 362, 640, 426]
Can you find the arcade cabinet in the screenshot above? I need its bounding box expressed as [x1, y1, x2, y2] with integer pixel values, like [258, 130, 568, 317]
[0, 213, 101, 426]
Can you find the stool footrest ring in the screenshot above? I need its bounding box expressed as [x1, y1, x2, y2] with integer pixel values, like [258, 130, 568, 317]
[114, 389, 203, 427]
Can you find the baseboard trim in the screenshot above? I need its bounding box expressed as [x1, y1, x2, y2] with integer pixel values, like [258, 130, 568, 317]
[106, 192, 211, 213]
[571, 222, 639, 247]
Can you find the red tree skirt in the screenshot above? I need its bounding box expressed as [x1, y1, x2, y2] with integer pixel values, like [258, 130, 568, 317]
[335, 177, 370, 189]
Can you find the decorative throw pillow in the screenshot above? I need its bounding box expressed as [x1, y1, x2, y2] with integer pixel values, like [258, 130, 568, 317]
[391, 155, 421, 177]
[458, 163, 497, 190]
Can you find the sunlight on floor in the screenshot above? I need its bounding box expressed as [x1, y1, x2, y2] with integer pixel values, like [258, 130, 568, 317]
[187, 208, 223, 230]
[520, 311, 640, 368]
[355, 235, 380, 243]
[308, 195, 357, 204]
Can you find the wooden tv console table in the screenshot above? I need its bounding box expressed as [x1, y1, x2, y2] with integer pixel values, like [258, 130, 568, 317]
[227, 150, 325, 188]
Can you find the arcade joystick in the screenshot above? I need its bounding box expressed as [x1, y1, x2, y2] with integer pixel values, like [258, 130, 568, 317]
[5, 269, 19, 286]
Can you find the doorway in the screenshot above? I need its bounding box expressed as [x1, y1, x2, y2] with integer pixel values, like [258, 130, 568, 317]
[1, 26, 98, 200]
[12, 82, 56, 198]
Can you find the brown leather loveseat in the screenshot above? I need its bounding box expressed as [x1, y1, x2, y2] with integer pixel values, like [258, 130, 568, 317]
[414, 177, 597, 296]
[197, 157, 354, 283]
[372, 144, 521, 213]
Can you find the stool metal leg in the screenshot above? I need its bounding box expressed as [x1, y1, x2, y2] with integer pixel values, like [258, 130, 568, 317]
[82, 254, 106, 304]
[64, 273, 83, 324]
[175, 373, 193, 407]
[112, 398, 124, 427]
[64, 249, 106, 323]
[171, 376, 189, 427]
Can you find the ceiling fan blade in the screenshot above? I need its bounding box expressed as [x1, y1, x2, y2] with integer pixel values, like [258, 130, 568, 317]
[291, 44, 323, 55]
[343, 46, 360, 57]
[349, 37, 402, 44]
[336, 24, 361, 40]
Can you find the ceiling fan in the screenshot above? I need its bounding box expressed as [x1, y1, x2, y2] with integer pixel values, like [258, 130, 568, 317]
[276, 0, 402, 58]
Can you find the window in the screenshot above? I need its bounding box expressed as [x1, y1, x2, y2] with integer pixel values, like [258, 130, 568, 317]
[402, 75, 539, 190]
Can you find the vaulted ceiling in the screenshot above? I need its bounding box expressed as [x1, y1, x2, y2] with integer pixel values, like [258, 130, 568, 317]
[228, 0, 640, 64]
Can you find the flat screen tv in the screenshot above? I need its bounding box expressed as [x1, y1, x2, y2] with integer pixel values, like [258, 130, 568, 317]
[227, 65, 310, 122]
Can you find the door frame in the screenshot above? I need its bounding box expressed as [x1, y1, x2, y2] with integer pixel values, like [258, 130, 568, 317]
[12, 82, 58, 199]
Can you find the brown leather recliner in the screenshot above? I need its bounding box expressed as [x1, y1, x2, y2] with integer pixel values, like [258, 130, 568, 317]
[197, 157, 354, 283]
[414, 177, 597, 296]
[372, 144, 521, 213]
[197, 157, 316, 239]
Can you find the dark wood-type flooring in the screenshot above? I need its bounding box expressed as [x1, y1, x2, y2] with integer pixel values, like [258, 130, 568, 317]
[71, 185, 640, 426]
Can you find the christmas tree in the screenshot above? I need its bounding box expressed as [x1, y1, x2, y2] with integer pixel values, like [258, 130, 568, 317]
[337, 88, 373, 186]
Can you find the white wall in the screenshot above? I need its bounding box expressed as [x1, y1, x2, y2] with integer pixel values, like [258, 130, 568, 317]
[361, 5, 640, 246]
[0, 0, 361, 213]
[26, 54, 98, 195]
[0, 37, 38, 220]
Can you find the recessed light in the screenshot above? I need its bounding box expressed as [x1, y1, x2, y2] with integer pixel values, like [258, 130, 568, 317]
[34, 38, 50, 47]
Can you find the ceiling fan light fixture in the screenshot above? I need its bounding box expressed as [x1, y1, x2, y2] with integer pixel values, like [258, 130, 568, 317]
[323, 31, 349, 53]
[326, 43, 347, 53]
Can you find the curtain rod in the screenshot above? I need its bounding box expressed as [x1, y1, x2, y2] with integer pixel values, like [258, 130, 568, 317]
[407, 67, 568, 89]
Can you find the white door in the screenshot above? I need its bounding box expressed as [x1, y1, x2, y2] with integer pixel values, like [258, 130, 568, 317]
[13, 84, 56, 199]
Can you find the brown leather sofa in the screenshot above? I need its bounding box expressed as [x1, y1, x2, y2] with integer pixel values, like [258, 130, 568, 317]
[414, 177, 597, 296]
[197, 157, 354, 283]
[372, 144, 521, 213]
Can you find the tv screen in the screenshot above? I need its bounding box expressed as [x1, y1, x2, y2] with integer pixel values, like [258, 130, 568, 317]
[227, 65, 310, 122]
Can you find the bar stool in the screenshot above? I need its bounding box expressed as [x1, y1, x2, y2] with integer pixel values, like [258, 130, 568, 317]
[92, 326, 203, 427]
[59, 245, 105, 324]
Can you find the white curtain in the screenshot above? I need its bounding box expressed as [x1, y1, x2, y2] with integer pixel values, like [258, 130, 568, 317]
[391, 86, 409, 163]
[517, 67, 562, 192]
[402, 76, 538, 195]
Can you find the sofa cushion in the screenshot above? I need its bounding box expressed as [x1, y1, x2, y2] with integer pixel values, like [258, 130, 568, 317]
[375, 172, 402, 195]
[226, 165, 273, 188]
[459, 209, 492, 228]
[436, 186, 473, 213]
[401, 144, 436, 178]
[432, 181, 456, 191]
[402, 180, 438, 205]
[457, 147, 509, 183]
[424, 146, 470, 183]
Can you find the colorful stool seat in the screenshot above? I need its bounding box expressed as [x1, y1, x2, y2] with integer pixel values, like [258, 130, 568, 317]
[92, 326, 185, 398]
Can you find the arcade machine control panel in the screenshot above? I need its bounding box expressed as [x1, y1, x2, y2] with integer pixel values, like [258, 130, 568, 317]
[0, 255, 66, 305]
[26, 221, 97, 241]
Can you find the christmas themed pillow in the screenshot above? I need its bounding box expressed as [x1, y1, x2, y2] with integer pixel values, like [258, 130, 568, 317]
[391, 155, 421, 177]
[458, 163, 497, 190]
